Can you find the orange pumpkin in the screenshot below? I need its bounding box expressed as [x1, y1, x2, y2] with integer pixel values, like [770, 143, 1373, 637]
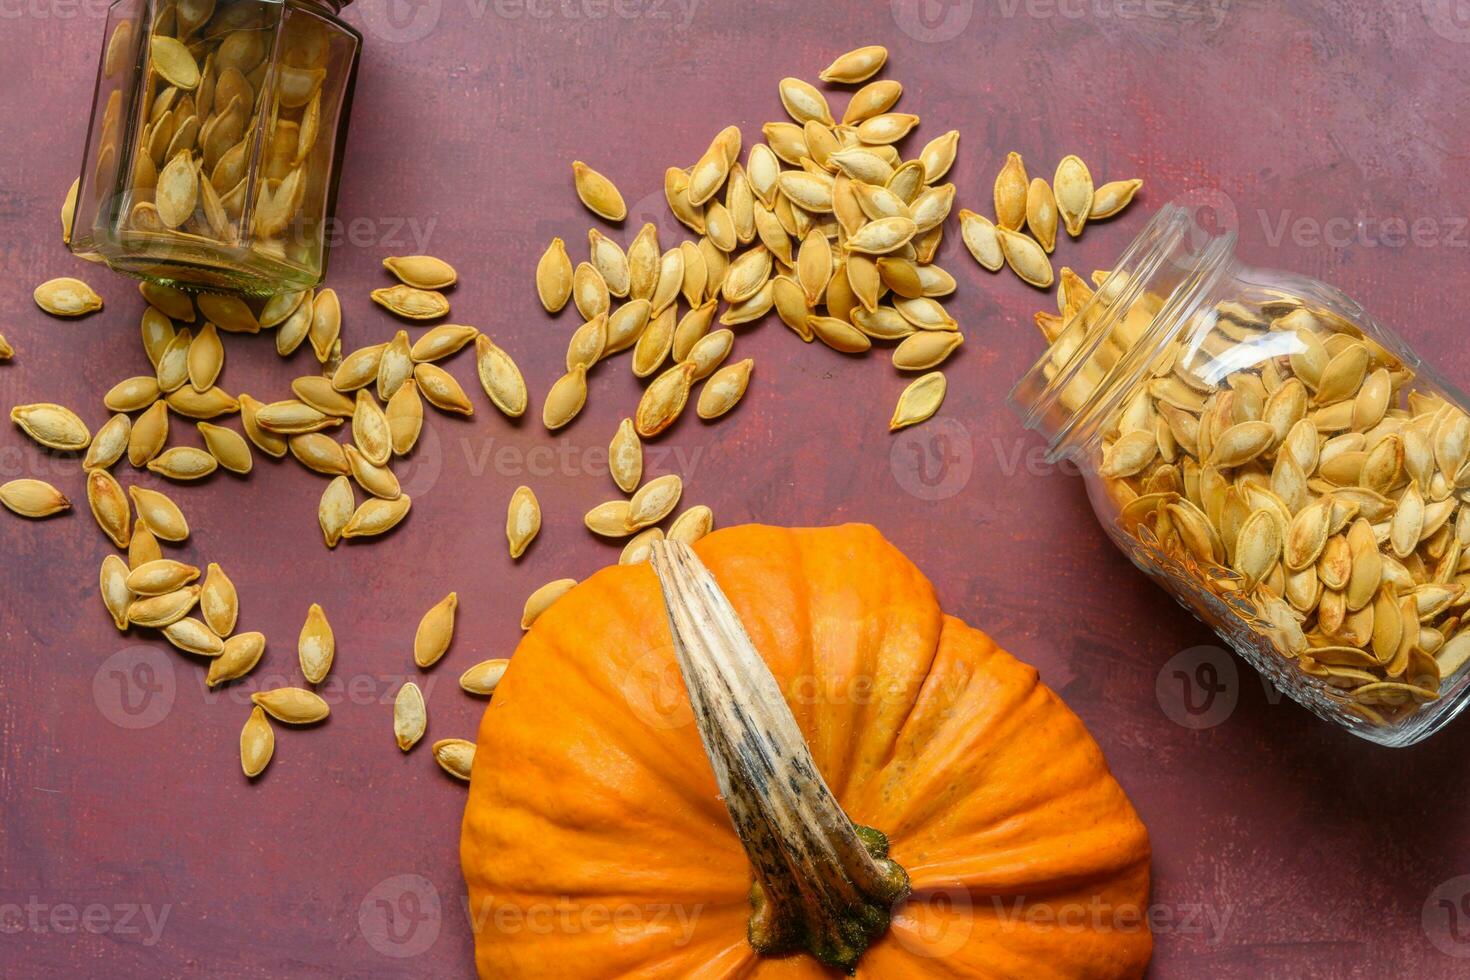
[462, 524, 1151, 978]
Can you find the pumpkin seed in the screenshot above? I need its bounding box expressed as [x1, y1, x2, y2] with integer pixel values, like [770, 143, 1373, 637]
[126, 558, 200, 597]
[252, 687, 330, 724]
[292, 375, 355, 418]
[346, 389, 391, 466]
[719, 281, 774, 325]
[12, 403, 91, 452]
[892, 331, 962, 371]
[534, 237, 574, 313]
[628, 474, 683, 529]
[1054, 155, 1094, 238]
[1025, 178, 1058, 253]
[432, 738, 475, 781]
[620, 527, 665, 565]
[636, 361, 695, 439]
[459, 659, 509, 696]
[1, 479, 70, 519]
[541, 363, 592, 432]
[667, 505, 713, 544]
[997, 227, 1054, 288]
[959, 209, 1003, 271]
[1234, 509, 1282, 589]
[290, 432, 348, 475]
[585, 499, 636, 537]
[919, 130, 960, 182]
[163, 617, 223, 656]
[568, 314, 611, 372]
[573, 262, 611, 320]
[628, 223, 661, 301]
[140, 281, 195, 321]
[572, 160, 627, 221]
[99, 554, 132, 630]
[100, 377, 161, 417]
[522, 578, 576, 629]
[632, 305, 677, 378]
[151, 35, 200, 89]
[841, 79, 902, 125]
[155, 151, 198, 228]
[819, 45, 887, 83]
[341, 443, 397, 499]
[261, 290, 307, 329]
[342, 494, 411, 539]
[993, 152, 1028, 230]
[319, 475, 355, 548]
[371, 284, 447, 322]
[199, 293, 259, 334]
[846, 216, 917, 254]
[277, 292, 314, 356]
[384, 254, 457, 290]
[697, 359, 753, 420]
[240, 706, 274, 778]
[393, 682, 427, 752]
[147, 446, 218, 481]
[83, 414, 131, 471]
[85, 468, 130, 547]
[165, 385, 238, 420]
[506, 486, 541, 559]
[411, 593, 458, 669]
[588, 230, 631, 297]
[778, 171, 834, 213]
[128, 486, 188, 541]
[602, 422, 643, 505]
[779, 76, 834, 125]
[1091, 178, 1143, 219]
[890, 371, 946, 432]
[128, 586, 200, 628]
[412, 363, 474, 416]
[475, 336, 528, 418]
[687, 328, 734, 381]
[809, 315, 872, 354]
[206, 631, 264, 689]
[333, 344, 386, 393]
[855, 112, 918, 144]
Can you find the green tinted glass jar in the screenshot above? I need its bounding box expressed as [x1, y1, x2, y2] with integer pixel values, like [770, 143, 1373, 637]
[70, 0, 361, 295]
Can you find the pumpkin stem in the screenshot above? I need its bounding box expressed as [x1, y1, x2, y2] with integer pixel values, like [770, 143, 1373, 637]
[649, 541, 910, 974]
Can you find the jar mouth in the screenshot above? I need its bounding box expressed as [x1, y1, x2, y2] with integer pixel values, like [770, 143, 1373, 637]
[1007, 203, 1236, 463]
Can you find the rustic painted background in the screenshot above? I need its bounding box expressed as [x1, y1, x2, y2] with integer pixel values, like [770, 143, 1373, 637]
[4, 0, 1470, 976]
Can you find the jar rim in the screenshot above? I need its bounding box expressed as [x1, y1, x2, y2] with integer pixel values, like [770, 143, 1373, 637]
[1007, 203, 1237, 463]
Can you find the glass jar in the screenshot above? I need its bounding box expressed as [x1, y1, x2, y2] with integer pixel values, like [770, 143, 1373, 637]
[1011, 204, 1470, 746]
[69, 0, 361, 296]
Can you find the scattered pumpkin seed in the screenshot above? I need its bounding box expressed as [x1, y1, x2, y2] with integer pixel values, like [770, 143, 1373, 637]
[252, 687, 330, 724]
[240, 706, 274, 778]
[1, 479, 70, 519]
[384, 254, 457, 290]
[521, 578, 576, 629]
[432, 738, 475, 781]
[506, 485, 541, 559]
[890, 371, 947, 432]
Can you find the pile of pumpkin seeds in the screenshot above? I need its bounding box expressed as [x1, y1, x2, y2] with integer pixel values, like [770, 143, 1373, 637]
[960, 151, 1142, 290]
[536, 45, 990, 435]
[1034, 273, 1470, 726]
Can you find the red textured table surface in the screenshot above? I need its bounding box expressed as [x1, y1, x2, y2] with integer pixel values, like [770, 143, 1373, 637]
[5, 2, 1470, 977]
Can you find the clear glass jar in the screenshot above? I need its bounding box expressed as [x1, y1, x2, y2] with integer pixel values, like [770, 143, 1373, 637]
[69, 0, 361, 295]
[1011, 204, 1470, 746]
